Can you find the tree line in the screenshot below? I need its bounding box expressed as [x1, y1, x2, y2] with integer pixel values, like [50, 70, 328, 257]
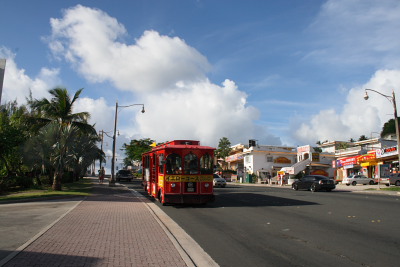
[0, 88, 104, 193]
[122, 137, 232, 171]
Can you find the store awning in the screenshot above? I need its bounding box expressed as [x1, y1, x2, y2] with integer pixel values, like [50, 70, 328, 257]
[309, 163, 331, 168]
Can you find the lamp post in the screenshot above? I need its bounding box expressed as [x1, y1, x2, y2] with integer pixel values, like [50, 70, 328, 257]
[364, 88, 400, 181]
[99, 130, 112, 171]
[109, 101, 145, 186]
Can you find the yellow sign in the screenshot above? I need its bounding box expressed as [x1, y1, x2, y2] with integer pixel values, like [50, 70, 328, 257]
[158, 175, 164, 187]
[165, 175, 213, 182]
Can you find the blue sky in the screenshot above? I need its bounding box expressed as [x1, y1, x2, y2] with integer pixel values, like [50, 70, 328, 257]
[1, 0, 400, 170]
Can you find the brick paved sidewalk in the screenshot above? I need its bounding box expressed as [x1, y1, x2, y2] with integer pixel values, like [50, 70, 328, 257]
[4, 182, 188, 267]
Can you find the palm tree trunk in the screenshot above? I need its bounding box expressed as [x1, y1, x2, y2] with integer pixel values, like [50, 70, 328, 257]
[34, 169, 42, 186]
[52, 170, 62, 190]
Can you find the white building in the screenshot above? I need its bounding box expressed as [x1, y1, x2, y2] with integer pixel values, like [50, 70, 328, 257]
[281, 145, 335, 178]
[242, 144, 297, 180]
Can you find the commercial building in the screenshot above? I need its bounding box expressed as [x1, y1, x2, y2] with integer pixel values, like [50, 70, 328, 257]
[223, 137, 398, 184]
[331, 138, 397, 182]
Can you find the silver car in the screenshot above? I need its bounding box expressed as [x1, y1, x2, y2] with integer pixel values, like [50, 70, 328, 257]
[380, 173, 400, 186]
[213, 174, 227, 188]
[342, 174, 375, 186]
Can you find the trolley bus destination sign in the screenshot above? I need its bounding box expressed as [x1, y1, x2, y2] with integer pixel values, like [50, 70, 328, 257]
[165, 175, 213, 182]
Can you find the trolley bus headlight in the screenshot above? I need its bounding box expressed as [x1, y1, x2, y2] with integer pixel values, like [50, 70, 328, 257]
[204, 183, 210, 188]
[171, 183, 176, 188]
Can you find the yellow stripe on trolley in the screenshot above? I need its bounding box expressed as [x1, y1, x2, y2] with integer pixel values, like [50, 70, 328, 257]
[165, 175, 213, 182]
[158, 176, 164, 187]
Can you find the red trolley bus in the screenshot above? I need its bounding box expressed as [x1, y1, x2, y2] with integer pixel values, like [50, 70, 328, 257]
[142, 140, 215, 205]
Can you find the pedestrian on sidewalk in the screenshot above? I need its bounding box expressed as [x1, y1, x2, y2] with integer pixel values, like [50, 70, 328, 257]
[99, 167, 105, 184]
[267, 173, 272, 185]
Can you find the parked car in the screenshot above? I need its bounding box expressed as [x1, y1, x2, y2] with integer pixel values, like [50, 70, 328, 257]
[342, 174, 375, 186]
[292, 175, 335, 192]
[380, 173, 400, 186]
[116, 169, 133, 182]
[213, 174, 227, 187]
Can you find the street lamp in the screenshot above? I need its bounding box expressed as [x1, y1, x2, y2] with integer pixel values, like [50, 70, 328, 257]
[99, 130, 112, 171]
[364, 88, 400, 179]
[109, 101, 145, 186]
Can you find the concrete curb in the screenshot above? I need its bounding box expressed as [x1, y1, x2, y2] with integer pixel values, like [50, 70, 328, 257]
[127, 186, 219, 267]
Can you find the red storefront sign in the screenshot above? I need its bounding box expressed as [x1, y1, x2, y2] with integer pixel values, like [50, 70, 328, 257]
[376, 146, 398, 158]
[336, 156, 359, 167]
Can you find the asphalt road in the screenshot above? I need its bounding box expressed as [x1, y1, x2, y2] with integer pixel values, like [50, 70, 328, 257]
[0, 199, 83, 262]
[130, 182, 400, 267]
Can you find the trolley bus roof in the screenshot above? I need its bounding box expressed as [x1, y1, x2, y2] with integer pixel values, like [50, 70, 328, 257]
[145, 140, 215, 153]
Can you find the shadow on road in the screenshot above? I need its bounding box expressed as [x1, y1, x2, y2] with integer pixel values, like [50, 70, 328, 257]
[124, 180, 319, 208]
[182, 193, 318, 208]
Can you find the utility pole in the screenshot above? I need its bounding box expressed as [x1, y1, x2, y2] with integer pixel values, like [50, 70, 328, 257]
[99, 130, 104, 171]
[0, 59, 6, 104]
[110, 101, 145, 186]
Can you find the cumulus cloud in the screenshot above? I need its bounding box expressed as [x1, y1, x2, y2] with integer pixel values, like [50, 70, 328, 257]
[46, 5, 269, 146]
[293, 69, 400, 143]
[133, 79, 259, 145]
[47, 5, 210, 93]
[0, 47, 60, 104]
[74, 97, 114, 130]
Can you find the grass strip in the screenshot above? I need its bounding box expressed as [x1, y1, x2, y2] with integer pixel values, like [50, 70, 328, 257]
[365, 186, 400, 191]
[0, 178, 93, 202]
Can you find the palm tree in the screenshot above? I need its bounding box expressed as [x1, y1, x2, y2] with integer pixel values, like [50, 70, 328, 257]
[28, 88, 97, 190]
[68, 133, 104, 181]
[23, 123, 57, 186]
[29, 88, 95, 134]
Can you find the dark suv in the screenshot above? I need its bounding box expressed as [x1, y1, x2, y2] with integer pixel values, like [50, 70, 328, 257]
[116, 170, 133, 182]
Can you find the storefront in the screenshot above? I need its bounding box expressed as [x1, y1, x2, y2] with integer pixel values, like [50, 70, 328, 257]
[358, 151, 378, 180]
[335, 155, 361, 181]
[376, 146, 399, 176]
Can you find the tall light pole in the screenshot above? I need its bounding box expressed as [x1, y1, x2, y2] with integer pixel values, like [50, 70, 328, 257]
[364, 88, 400, 173]
[0, 59, 6, 104]
[99, 130, 112, 171]
[109, 101, 145, 186]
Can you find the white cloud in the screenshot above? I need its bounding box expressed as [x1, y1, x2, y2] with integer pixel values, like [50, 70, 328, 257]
[0, 47, 60, 105]
[307, 0, 400, 68]
[133, 79, 259, 146]
[47, 5, 210, 93]
[74, 97, 114, 131]
[46, 5, 275, 147]
[292, 69, 400, 143]
[291, 0, 400, 145]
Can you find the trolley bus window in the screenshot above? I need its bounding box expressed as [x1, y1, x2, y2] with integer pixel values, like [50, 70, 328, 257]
[158, 154, 165, 174]
[166, 153, 182, 174]
[184, 153, 199, 174]
[200, 153, 213, 174]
